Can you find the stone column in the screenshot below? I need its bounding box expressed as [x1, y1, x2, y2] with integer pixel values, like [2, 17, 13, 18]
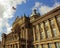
[11, 45, 13, 48]
[47, 20, 53, 37]
[23, 30, 24, 38]
[18, 44, 20, 48]
[15, 44, 17, 48]
[9, 45, 10, 48]
[41, 22, 46, 39]
[5, 45, 6, 48]
[8, 45, 9, 48]
[10, 45, 11, 48]
[33, 27, 35, 42]
[21, 29, 22, 38]
[12, 44, 13, 48]
[56, 16, 60, 31]
[6, 45, 8, 48]
[12, 44, 14, 48]
[51, 43, 56, 48]
[9, 45, 11, 48]
[14, 44, 16, 48]
[36, 24, 40, 41]
[26, 28, 28, 48]
[45, 44, 48, 48]
[34, 45, 36, 48]
[53, 17, 60, 36]
[39, 45, 42, 48]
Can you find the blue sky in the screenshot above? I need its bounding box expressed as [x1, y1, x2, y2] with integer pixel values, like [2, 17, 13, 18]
[15, 0, 60, 16]
[8, 0, 60, 26]
[9, 0, 60, 25]
[0, 0, 60, 41]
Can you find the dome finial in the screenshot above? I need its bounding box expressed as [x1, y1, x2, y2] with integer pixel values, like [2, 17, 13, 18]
[24, 13, 26, 17]
[33, 9, 37, 14]
[31, 9, 37, 16]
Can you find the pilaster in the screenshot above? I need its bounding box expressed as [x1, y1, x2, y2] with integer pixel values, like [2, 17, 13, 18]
[47, 20, 53, 37]
[42, 22, 46, 39]
[33, 27, 35, 41]
[53, 17, 60, 36]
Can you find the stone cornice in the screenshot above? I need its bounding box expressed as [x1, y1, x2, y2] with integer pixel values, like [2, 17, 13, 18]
[32, 6, 60, 25]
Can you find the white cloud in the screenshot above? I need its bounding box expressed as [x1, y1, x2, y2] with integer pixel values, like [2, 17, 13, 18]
[0, 0, 26, 36]
[32, 2, 42, 10]
[39, 6, 53, 15]
[32, 2, 60, 15]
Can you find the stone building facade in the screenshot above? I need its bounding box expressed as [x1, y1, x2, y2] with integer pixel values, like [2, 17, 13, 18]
[0, 41, 2, 48]
[2, 6, 60, 48]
